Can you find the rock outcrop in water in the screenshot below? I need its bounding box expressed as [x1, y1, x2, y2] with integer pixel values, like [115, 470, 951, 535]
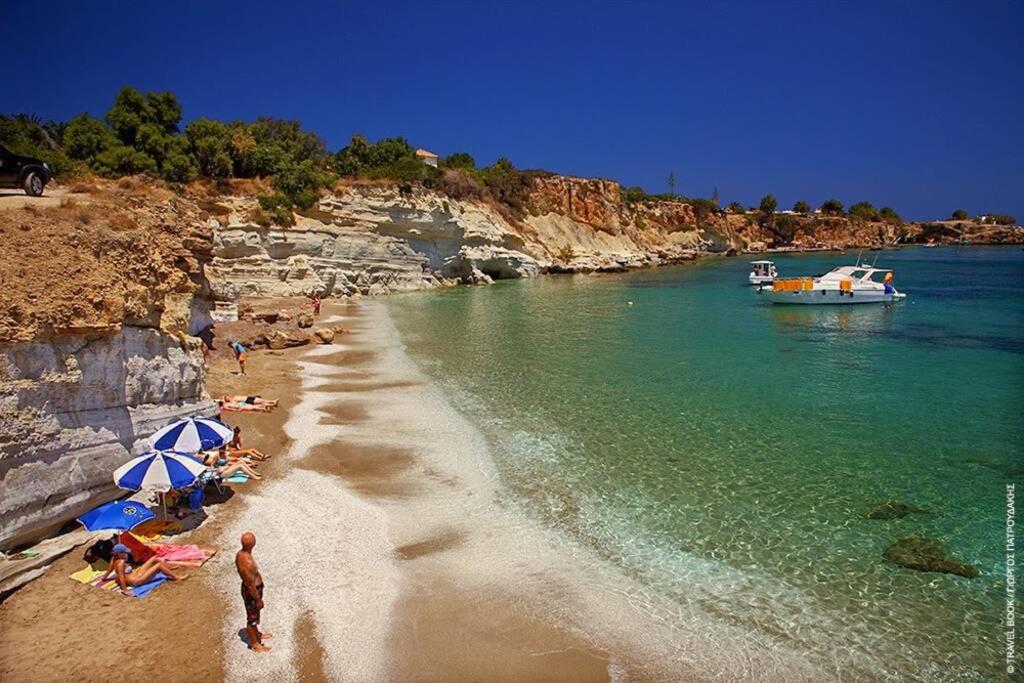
[882, 535, 979, 578]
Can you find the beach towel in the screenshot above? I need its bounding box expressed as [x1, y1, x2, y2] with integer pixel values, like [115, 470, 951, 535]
[70, 561, 111, 586]
[132, 519, 182, 539]
[152, 543, 212, 564]
[69, 561, 168, 598]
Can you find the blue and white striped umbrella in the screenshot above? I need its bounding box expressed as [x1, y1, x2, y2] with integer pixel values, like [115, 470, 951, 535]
[113, 450, 207, 492]
[149, 416, 233, 453]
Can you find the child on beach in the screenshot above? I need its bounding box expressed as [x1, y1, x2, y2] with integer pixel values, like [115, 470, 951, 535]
[230, 341, 247, 375]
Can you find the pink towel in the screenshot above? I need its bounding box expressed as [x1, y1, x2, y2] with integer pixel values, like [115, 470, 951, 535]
[153, 544, 208, 563]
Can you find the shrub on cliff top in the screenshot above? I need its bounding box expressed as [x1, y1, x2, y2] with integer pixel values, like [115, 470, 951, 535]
[793, 200, 810, 214]
[727, 202, 746, 214]
[820, 198, 844, 215]
[849, 201, 881, 222]
[759, 194, 777, 215]
[879, 206, 902, 224]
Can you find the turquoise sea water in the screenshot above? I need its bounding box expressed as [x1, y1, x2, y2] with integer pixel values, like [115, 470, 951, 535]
[386, 247, 1023, 679]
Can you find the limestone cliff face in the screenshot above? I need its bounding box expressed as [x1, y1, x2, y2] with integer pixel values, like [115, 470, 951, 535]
[207, 188, 543, 297]
[206, 179, 731, 296]
[0, 183, 217, 551]
[0, 330, 215, 550]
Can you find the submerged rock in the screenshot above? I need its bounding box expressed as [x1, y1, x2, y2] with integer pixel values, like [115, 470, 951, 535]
[883, 535, 979, 578]
[866, 500, 929, 520]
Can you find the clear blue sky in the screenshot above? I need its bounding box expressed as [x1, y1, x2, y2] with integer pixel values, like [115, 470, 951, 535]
[2, 0, 1021, 220]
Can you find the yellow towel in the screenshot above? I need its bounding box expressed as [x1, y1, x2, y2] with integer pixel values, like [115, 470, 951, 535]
[69, 561, 117, 590]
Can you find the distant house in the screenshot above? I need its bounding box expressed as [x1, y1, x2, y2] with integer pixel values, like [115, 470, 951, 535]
[416, 148, 439, 168]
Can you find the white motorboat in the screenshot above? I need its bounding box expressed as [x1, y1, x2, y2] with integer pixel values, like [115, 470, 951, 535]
[757, 263, 907, 304]
[748, 260, 778, 285]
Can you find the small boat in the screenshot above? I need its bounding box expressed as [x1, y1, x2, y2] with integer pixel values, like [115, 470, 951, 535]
[748, 260, 778, 286]
[757, 263, 907, 305]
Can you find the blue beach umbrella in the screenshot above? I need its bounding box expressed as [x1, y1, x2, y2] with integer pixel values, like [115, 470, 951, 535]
[150, 416, 233, 454]
[77, 500, 155, 532]
[113, 450, 207, 492]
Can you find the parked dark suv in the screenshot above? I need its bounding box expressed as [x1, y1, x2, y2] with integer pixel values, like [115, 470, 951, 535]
[0, 145, 52, 196]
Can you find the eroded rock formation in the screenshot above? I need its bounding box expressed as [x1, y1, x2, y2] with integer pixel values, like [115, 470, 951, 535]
[0, 185, 216, 550]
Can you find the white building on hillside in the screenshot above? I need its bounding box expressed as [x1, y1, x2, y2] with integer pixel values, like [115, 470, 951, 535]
[416, 148, 439, 167]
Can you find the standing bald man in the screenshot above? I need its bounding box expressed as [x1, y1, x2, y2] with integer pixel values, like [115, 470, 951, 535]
[235, 531, 272, 652]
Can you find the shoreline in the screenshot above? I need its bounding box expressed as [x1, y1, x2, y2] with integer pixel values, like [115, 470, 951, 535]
[0, 295, 833, 681]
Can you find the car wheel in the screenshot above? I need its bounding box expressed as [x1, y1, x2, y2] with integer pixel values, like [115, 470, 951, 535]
[23, 172, 44, 197]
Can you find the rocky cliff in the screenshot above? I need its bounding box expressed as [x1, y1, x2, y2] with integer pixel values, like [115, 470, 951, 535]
[205, 175, 1020, 300]
[0, 183, 216, 550]
[206, 177, 755, 297]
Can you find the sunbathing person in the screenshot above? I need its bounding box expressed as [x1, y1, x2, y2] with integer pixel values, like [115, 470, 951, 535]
[226, 395, 278, 408]
[203, 448, 262, 478]
[218, 397, 274, 413]
[100, 544, 188, 595]
[229, 426, 271, 461]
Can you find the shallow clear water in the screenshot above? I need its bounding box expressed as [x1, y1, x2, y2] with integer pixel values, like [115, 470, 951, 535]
[386, 247, 1023, 679]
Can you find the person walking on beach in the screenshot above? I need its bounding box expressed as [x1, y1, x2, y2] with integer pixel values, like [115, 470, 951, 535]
[311, 290, 321, 317]
[230, 340, 247, 375]
[236, 532, 271, 652]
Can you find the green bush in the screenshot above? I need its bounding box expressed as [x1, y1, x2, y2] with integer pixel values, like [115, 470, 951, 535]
[793, 200, 810, 213]
[820, 198, 844, 215]
[727, 202, 745, 214]
[950, 209, 968, 220]
[92, 145, 159, 177]
[272, 159, 333, 208]
[440, 152, 476, 170]
[759, 194, 777, 215]
[849, 201, 881, 222]
[879, 206, 901, 223]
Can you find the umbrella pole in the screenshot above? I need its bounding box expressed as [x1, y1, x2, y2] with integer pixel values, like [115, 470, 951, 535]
[161, 492, 167, 521]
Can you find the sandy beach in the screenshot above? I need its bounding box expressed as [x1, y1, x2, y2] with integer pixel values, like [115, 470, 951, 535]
[1, 297, 828, 682]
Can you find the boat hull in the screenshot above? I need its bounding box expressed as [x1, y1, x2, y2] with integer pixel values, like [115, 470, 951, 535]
[757, 288, 905, 305]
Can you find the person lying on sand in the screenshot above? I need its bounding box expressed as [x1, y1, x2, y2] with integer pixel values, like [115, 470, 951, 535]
[228, 426, 271, 461]
[202, 448, 262, 479]
[218, 396, 275, 413]
[100, 544, 188, 595]
[227, 395, 278, 408]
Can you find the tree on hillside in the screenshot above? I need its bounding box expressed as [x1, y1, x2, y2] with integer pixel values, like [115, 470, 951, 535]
[759, 194, 777, 215]
[793, 200, 810, 214]
[951, 209, 968, 220]
[727, 201, 745, 214]
[63, 113, 117, 162]
[668, 171, 675, 197]
[440, 152, 476, 170]
[185, 118, 233, 177]
[849, 201, 881, 221]
[820, 198, 844, 215]
[879, 206, 902, 223]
